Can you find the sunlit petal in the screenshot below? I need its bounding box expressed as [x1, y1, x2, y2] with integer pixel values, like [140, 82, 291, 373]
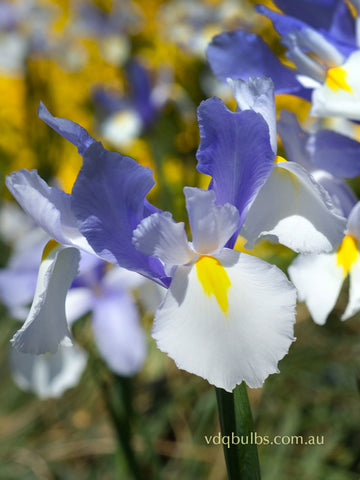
[242, 162, 346, 253]
[133, 211, 194, 267]
[11, 243, 80, 354]
[5, 169, 94, 253]
[288, 252, 343, 325]
[152, 249, 296, 391]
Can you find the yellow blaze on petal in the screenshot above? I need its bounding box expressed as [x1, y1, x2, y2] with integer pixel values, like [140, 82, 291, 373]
[345, 0, 357, 19]
[195, 255, 231, 316]
[336, 234, 359, 277]
[41, 239, 61, 261]
[274, 155, 287, 164]
[326, 66, 353, 93]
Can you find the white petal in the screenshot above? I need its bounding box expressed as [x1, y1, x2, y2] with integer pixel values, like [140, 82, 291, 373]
[311, 50, 360, 119]
[102, 265, 145, 291]
[343, 257, 360, 320]
[9, 344, 87, 399]
[65, 287, 93, 325]
[227, 77, 277, 154]
[11, 243, 80, 354]
[288, 253, 344, 325]
[242, 162, 346, 253]
[184, 187, 239, 255]
[152, 249, 296, 391]
[132, 212, 194, 267]
[5, 169, 94, 253]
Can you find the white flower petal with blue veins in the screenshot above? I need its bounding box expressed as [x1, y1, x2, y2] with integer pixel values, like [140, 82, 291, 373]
[242, 161, 346, 253]
[288, 253, 344, 325]
[227, 77, 277, 154]
[5, 169, 94, 254]
[184, 187, 239, 255]
[152, 248, 296, 392]
[133, 212, 194, 267]
[9, 344, 87, 399]
[11, 242, 80, 354]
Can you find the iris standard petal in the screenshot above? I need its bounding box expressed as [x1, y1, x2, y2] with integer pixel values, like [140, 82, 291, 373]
[132, 211, 194, 267]
[92, 292, 146, 376]
[277, 111, 313, 170]
[242, 161, 347, 253]
[11, 242, 80, 354]
[9, 344, 87, 399]
[207, 30, 300, 93]
[272, 0, 339, 30]
[184, 187, 239, 255]
[72, 141, 169, 286]
[196, 98, 274, 232]
[288, 252, 344, 325]
[38, 102, 94, 155]
[228, 77, 277, 154]
[309, 129, 360, 178]
[5, 169, 94, 253]
[152, 249, 296, 392]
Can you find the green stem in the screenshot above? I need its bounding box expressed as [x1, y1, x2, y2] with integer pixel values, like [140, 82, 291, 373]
[101, 375, 144, 480]
[216, 383, 261, 480]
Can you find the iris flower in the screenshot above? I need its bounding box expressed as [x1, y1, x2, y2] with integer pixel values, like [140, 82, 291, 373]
[226, 77, 346, 253]
[0, 218, 148, 397]
[289, 202, 360, 325]
[207, 1, 360, 120]
[6, 79, 346, 391]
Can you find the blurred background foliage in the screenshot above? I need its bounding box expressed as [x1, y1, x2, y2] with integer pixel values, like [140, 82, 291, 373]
[0, 0, 360, 479]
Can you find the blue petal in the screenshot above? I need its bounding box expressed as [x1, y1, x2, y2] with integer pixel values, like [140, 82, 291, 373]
[256, 5, 308, 37]
[277, 111, 313, 171]
[328, 2, 356, 47]
[126, 60, 157, 126]
[257, 5, 355, 59]
[92, 292, 146, 376]
[272, 0, 339, 30]
[38, 102, 95, 155]
[207, 30, 301, 94]
[313, 172, 357, 218]
[71, 141, 169, 287]
[196, 97, 274, 235]
[310, 130, 360, 179]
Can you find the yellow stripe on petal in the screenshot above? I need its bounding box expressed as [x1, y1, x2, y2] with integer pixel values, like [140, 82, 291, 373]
[274, 155, 287, 164]
[195, 255, 231, 315]
[336, 234, 359, 277]
[42, 239, 61, 261]
[326, 67, 353, 93]
[345, 0, 357, 19]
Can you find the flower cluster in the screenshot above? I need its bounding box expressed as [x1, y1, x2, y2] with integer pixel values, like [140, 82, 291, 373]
[5, 0, 360, 395]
